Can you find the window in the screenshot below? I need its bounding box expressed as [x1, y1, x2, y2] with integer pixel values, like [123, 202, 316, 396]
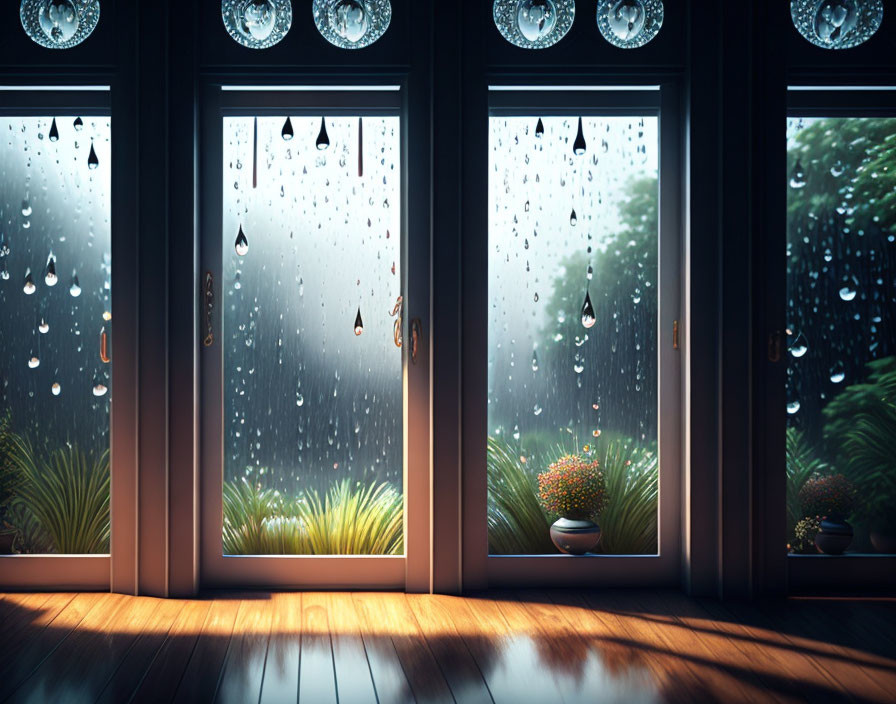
[0, 114, 111, 555]
[785, 114, 896, 557]
[487, 112, 660, 556]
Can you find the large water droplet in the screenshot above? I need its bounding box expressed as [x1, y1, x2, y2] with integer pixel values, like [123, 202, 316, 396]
[69, 272, 81, 297]
[814, 0, 857, 45]
[22, 199, 32, 217]
[788, 331, 809, 358]
[281, 116, 294, 141]
[608, 0, 646, 41]
[38, 0, 81, 44]
[535, 117, 545, 138]
[238, 0, 278, 41]
[512, 424, 521, 441]
[570, 209, 577, 226]
[516, 0, 558, 42]
[235, 225, 249, 256]
[51, 382, 62, 396]
[23, 270, 36, 295]
[49, 117, 59, 142]
[332, 0, 369, 42]
[316, 117, 330, 150]
[354, 307, 364, 336]
[829, 362, 846, 384]
[789, 160, 806, 189]
[93, 383, 109, 397]
[28, 356, 40, 369]
[786, 400, 801, 415]
[39, 318, 49, 334]
[88, 142, 99, 170]
[839, 285, 857, 301]
[573, 117, 587, 156]
[73, 116, 83, 131]
[45, 255, 57, 286]
[581, 290, 596, 328]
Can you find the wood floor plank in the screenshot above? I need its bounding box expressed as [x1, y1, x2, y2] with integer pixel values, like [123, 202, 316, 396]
[350, 592, 416, 704]
[94, 597, 187, 704]
[0, 592, 105, 701]
[130, 599, 214, 704]
[172, 597, 242, 704]
[0, 592, 73, 660]
[6, 593, 158, 704]
[354, 592, 455, 704]
[259, 592, 302, 704]
[214, 597, 274, 704]
[299, 592, 338, 704]
[406, 594, 493, 704]
[326, 592, 379, 704]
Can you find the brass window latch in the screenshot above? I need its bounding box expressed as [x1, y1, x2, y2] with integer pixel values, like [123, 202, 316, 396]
[673, 319, 680, 350]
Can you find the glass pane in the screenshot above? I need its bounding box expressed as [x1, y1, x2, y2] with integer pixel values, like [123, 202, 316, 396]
[487, 115, 659, 555]
[786, 117, 896, 556]
[222, 116, 403, 555]
[0, 116, 112, 555]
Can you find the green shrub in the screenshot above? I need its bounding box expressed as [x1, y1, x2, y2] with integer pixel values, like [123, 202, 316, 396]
[785, 428, 826, 535]
[596, 442, 658, 555]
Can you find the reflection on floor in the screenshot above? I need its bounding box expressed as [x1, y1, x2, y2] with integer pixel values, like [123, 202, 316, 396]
[0, 590, 894, 703]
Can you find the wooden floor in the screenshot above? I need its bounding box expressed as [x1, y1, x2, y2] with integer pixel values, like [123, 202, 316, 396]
[0, 591, 894, 703]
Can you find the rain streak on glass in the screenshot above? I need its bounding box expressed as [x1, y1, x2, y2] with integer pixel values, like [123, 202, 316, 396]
[487, 115, 659, 556]
[222, 115, 402, 555]
[785, 116, 896, 554]
[0, 115, 112, 555]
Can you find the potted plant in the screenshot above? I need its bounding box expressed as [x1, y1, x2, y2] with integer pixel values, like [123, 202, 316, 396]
[789, 515, 822, 554]
[799, 474, 856, 555]
[538, 453, 609, 555]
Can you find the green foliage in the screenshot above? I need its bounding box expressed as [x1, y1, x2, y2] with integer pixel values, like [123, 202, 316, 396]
[6, 436, 110, 554]
[537, 454, 607, 520]
[596, 442, 658, 555]
[823, 357, 896, 529]
[487, 436, 658, 555]
[785, 427, 826, 535]
[791, 516, 821, 555]
[487, 437, 554, 555]
[0, 411, 22, 529]
[223, 477, 403, 556]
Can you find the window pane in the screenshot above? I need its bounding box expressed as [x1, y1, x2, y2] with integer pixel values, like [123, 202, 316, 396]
[222, 116, 403, 555]
[786, 117, 896, 556]
[0, 116, 112, 555]
[487, 116, 659, 556]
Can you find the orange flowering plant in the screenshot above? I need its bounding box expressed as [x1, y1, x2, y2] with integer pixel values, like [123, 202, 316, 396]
[798, 474, 856, 519]
[537, 454, 609, 521]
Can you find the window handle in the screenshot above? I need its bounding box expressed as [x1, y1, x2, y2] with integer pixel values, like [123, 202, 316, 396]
[390, 295, 403, 349]
[100, 327, 110, 364]
[672, 319, 680, 350]
[768, 330, 782, 363]
[203, 271, 215, 348]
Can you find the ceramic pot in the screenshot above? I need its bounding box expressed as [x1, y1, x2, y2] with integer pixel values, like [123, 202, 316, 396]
[870, 530, 896, 554]
[550, 518, 601, 555]
[814, 517, 853, 555]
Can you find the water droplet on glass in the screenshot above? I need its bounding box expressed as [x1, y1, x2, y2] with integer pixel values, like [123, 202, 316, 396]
[39, 319, 49, 334]
[788, 331, 809, 358]
[23, 270, 36, 295]
[607, 0, 647, 41]
[586, 265, 593, 281]
[830, 159, 844, 177]
[296, 393, 304, 407]
[570, 209, 577, 226]
[22, 199, 32, 217]
[281, 116, 294, 141]
[93, 383, 109, 397]
[316, 117, 330, 150]
[574, 360, 585, 374]
[823, 248, 833, 262]
[45, 255, 57, 286]
[51, 382, 61, 396]
[38, 0, 81, 44]
[88, 142, 99, 169]
[331, 0, 370, 42]
[573, 117, 587, 156]
[73, 116, 83, 131]
[235, 225, 249, 256]
[839, 285, 857, 301]
[789, 160, 806, 189]
[814, 1, 858, 45]
[516, 0, 558, 42]
[829, 362, 846, 384]
[69, 272, 81, 297]
[786, 400, 801, 415]
[535, 117, 544, 138]
[531, 350, 539, 371]
[512, 424, 521, 440]
[581, 290, 596, 328]
[49, 117, 59, 142]
[28, 356, 40, 369]
[533, 404, 543, 416]
[354, 307, 364, 336]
